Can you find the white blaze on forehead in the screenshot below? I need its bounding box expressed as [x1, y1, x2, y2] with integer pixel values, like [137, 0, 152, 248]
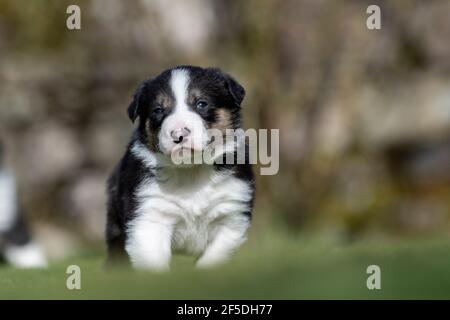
[170, 68, 190, 111]
[158, 68, 209, 156]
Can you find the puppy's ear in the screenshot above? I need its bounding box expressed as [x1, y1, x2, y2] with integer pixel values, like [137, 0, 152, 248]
[225, 74, 246, 107]
[127, 82, 147, 123]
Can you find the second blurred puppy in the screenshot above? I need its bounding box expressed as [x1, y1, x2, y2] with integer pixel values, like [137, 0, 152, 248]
[0, 144, 47, 268]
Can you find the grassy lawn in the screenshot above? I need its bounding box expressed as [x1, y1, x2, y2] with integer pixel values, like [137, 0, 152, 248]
[1, 230, 450, 299]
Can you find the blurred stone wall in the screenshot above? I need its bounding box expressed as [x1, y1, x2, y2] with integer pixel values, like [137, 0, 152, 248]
[0, 0, 449, 252]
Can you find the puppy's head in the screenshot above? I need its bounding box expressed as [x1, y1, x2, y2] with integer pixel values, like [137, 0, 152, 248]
[128, 66, 245, 158]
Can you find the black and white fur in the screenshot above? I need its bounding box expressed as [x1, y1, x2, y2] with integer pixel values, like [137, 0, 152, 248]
[0, 144, 47, 268]
[106, 66, 254, 270]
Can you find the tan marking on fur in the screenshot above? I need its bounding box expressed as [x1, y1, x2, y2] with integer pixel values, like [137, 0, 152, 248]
[155, 93, 172, 110]
[188, 89, 202, 106]
[212, 108, 233, 132]
[146, 93, 173, 152]
[146, 121, 159, 152]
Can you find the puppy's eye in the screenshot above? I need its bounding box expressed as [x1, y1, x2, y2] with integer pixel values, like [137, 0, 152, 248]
[196, 100, 208, 111]
[152, 106, 164, 115]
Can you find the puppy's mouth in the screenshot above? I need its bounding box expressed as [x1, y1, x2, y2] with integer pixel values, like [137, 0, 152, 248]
[171, 141, 203, 152]
[165, 144, 204, 162]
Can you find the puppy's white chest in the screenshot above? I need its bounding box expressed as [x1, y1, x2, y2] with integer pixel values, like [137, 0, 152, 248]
[133, 169, 252, 255]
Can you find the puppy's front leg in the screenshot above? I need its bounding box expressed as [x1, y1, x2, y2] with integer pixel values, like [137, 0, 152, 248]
[125, 219, 173, 271]
[197, 215, 250, 268]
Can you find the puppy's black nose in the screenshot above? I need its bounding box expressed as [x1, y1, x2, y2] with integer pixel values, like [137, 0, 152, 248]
[171, 127, 191, 144]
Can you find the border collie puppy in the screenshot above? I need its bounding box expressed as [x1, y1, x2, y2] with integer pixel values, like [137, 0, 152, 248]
[107, 66, 254, 270]
[0, 144, 47, 268]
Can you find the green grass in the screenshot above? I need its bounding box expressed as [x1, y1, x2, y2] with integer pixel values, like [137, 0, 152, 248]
[1, 231, 450, 299]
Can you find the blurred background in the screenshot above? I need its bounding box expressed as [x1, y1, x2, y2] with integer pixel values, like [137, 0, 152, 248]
[0, 0, 449, 260]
